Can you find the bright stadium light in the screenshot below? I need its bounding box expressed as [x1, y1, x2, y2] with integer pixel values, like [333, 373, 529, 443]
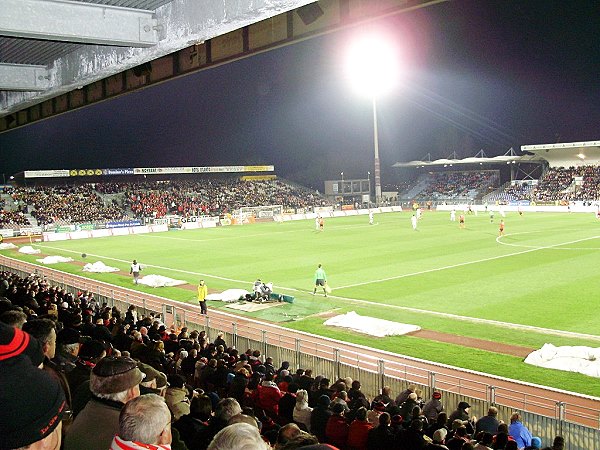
[345, 32, 401, 204]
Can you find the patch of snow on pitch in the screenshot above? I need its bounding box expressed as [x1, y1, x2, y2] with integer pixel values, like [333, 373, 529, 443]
[525, 343, 600, 378]
[83, 261, 119, 273]
[0, 243, 17, 249]
[324, 311, 421, 337]
[37, 256, 73, 264]
[206, 289, 250, 303]
[137, 274, 186, 288]
[19, 246, 41, 254]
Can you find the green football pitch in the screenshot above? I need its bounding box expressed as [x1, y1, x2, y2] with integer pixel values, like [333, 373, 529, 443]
[7, 210, 600, 396]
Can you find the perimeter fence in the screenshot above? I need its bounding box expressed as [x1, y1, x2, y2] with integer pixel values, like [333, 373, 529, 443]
[2, 255, 600, 449]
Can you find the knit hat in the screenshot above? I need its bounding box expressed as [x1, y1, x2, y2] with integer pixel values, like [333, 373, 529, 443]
[0, 355, 66, 448]
[531, 437, 542, 448]
[432, 391, 442, 399]
[373, 401, 386, 412]
[0, 322, 44, 366]
[458, 401, 471, 410]
[90, 356, 144, 395]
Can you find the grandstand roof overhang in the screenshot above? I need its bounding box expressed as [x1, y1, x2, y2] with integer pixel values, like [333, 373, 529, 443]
[392, 154, 546, 168]
[521, 140, 600, 167]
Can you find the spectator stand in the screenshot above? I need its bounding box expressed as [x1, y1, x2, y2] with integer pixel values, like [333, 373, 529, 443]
[1, 254, 600, 449]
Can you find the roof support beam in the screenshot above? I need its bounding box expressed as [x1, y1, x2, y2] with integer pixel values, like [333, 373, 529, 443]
[0, 64, 50, 91]
[0, 0, 158, 47]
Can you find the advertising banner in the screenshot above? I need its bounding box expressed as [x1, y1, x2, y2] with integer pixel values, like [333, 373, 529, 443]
[106, 220, 142, 229]
[24, 170, 70, 179]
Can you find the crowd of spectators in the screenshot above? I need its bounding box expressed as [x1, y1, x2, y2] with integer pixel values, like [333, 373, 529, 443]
[124, 178, 331, 219]
[5, 178, 331, 226]
[0, 268, 566, 450]
[530, 166, 600, 202]
[0, 209, 30, 228]
[416, 171, 497, 201]
[10, 184, 126, 226]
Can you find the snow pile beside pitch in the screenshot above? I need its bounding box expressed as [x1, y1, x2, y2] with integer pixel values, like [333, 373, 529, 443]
[206, 289, 251, 303]
[83, 261, 120, 273]
[37, 256, 73, 264]
[0, 243, 17, 249]
[525, 343, 600, 378]
[137, 275, 186, 288]
[324, 311, 421, 337]
[19, 246, 41, 254]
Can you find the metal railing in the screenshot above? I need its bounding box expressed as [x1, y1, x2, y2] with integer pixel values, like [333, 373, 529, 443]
[2, 255, 600, 449]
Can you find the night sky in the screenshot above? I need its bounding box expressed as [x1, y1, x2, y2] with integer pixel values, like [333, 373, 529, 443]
[1, 0, 598, 188]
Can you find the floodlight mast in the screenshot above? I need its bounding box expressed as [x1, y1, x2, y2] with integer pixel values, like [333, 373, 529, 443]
[345, 33, 399, 205]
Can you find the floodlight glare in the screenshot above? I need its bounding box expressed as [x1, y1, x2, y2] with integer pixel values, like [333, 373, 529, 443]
[345, 34, 400, 98]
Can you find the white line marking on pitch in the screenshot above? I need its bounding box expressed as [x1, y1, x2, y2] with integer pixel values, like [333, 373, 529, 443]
[496, 232, 600, 250]
[337, 235, 600, 290]
[34, 234, 600, 341]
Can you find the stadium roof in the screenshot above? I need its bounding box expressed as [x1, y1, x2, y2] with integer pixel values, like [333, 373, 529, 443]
[521, 140, 600, 166]
[392, 149, 546, 168]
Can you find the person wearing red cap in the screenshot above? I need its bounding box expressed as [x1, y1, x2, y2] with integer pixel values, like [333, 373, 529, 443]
[0, 355, 67, 450]
[423, 391, 445, 422]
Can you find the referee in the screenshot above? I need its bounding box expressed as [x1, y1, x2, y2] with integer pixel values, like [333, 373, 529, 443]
[313, 264, 328, 297]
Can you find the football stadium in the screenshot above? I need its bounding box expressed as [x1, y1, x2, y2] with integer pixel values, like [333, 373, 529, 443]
[1, 1, 600, 450]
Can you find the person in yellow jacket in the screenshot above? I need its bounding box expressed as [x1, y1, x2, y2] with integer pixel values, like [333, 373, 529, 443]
[198, 279, 208, 315]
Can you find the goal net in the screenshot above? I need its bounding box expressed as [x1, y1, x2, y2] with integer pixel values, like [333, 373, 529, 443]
[235, 205, 283, 225]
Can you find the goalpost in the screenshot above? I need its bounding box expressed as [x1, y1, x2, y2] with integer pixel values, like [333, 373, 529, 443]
[235, 205, 284, 225]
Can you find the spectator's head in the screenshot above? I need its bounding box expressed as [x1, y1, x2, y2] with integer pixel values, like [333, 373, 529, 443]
[552, 435, 565, 450]
[0, 309, 28, 329]
[57, 327, 81, 357]
[0, 355, 66, 449]
[295, 389, 309, 406]
[381, 386, 391, 396]
[494, 432, 508, 448]
[355, 407, 368, 421]
[487, 406, 498, 417]
[78, 339, 107, 363]
[505, 441, 518, 450]
[167, 374, 186, 389]
[90, 356, 143, 403]
[530, 436, 542, 449]
[277, 423, 302, 446]
[379, 412, 391, 426]
[22, 318, 57, 359]
[138, 362, 168, 395]
[432, 391, 442, 400]
[510, 412, 521, 423]
[278, 433, 319, 449]
[479, 432, 493, 446]
[227, 413, 259, 428]
[207, 422, 270, 450]
[1, 322, 44, 367]
[317, 395, 331, 408]
[331, 402, 345, 415]
[190, 395, 213, 421]
[116, 393, 171, 446]
[458, 401, 471, 412]
[433, 428, 447, 443]
[214, 398, 242, 422]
